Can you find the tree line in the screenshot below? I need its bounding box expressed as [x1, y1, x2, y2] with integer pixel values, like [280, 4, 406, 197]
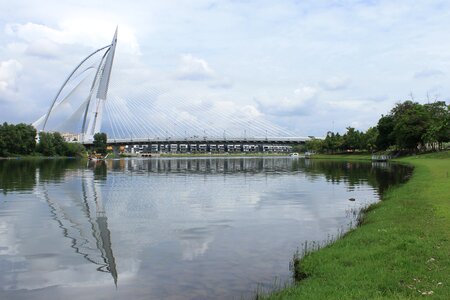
[305, 100, 450, 153]
[0, 122, 85, 157]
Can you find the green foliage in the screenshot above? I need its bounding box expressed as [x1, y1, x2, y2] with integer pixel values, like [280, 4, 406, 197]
[392, 101, 430, 150]
[305, 138, 324, 152]
[93, 132, 108, 155]
[0, 122, 36, 156]
[376, 100, 449, 151]
[363, 126, 378, 151]
[0, 122, 86, 157]
[64, 142, 86, 157]
[36, 132, 85, 156]
[422, 101, 450, 148]
[36, 132, 85, 157]
[311, 100, 449, 153]
[309, 127, 378, 154]
[376, 114, 395, 150]
[36, 132, 56, 156]
[343, 127, 363, 151]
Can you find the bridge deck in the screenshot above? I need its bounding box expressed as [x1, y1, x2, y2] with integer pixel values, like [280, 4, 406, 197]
[83, 137, 310, 145]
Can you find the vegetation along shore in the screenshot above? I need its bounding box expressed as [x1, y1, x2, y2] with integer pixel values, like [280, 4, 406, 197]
[264, 151, 450, 299]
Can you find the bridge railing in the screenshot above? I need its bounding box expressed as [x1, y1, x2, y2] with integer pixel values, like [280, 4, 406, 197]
[83, 136, 311, 145]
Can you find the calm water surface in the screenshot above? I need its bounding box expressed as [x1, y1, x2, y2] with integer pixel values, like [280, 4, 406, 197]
[0, 157, 410, 300]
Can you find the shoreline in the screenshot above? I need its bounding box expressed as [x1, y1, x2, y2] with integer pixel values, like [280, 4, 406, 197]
[265, 151, 450, 299]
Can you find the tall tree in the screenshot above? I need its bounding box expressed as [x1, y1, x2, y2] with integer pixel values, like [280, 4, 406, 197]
[0, 123, 36, 156]
[93, 132, 108, 155]
[392, 101, 430, 151]
[363, 127, 379, 151]
[423, 101, 450, 149]
[376, 115, 395, 150]
[36, 132, 56, 156]
[343, 127, 362, 151]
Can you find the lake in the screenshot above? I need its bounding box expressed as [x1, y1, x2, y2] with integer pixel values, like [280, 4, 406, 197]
[0, 157, 410, 300]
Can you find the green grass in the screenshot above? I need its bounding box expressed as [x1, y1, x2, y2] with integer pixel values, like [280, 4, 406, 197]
[265, 151, 450, 299]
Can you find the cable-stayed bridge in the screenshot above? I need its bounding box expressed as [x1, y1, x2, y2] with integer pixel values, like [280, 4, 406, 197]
[33, 28, 309, 151]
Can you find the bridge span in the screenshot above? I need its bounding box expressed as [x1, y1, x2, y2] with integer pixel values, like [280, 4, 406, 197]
[83, 136, 309, 145]
[84, 136, 310, 154]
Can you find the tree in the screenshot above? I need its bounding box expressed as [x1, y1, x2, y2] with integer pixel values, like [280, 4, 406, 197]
[376, 115, 395, 150]
[16, 123, 37, 155]
[36, 132, 56, 156]
[53, 132, 67, 155]
[64, 142, 86, 157]
[363, 127, 378, 151]
[93, 132, 108, 155]
[423, 101, 450, 150]
[0, 123, 36, 156]
[305, 138, 324, 153]
[392, 101, 430, 151]
[343, 127, 363, 151]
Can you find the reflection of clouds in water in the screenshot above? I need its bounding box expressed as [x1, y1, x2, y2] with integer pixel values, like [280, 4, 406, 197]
[246, 192, 262, 206]
[175, 222, 233, 261]
[0, 221, 18, 255]
[15, 263, 112, 290]
[177, 227, 214, 261]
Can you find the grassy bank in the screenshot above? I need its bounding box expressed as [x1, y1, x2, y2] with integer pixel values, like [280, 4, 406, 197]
[266, 151, 450, 299]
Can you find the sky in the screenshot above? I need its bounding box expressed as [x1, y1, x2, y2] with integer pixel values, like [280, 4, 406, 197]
[1, 0, 450, 137]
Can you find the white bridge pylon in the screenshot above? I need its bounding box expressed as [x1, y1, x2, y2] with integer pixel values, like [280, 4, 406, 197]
[33, 28, 118, 143]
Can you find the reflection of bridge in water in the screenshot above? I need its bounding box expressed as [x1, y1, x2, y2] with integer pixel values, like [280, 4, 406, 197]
[34, 164, 118, 286]
[32, 28, 311, 148]
[108, 156, 312, 174]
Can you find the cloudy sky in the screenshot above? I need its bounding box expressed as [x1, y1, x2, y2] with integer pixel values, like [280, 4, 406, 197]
[1, 0, 450, 137]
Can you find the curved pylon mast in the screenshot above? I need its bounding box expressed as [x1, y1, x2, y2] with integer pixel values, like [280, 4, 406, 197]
[83, 27, 118, 142]
[35, 27, 118, 143]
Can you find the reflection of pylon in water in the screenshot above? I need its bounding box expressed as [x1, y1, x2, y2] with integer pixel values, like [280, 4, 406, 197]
[34, 168, 118, 287]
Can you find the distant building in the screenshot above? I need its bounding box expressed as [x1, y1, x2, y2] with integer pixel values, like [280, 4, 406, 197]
[61, 133, 81, 142]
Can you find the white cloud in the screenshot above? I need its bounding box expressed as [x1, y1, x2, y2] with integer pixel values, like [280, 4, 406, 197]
[5, 21, 140, 56]
[258, 85, 318, 116]
[413, 68, 444, 79]
[176, 54, 216, 81]
[319, 76, 350, 91]
[0, 59, 22, 93]
[25, 38, 61, 58]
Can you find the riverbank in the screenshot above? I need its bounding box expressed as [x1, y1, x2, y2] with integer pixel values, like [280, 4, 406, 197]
[266, 151, 450, 299]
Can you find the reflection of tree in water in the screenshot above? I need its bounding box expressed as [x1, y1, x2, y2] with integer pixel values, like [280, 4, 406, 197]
[0, 160, 37, 194]
[91, 160, 107, 181]
[106, 157, 412, 196]
[34, 164, 118, 286]
[0, 159, 81, 194]
[2, 158, 412, 199]
[38, 159, 79, 182]
[292, 160, 412, 195]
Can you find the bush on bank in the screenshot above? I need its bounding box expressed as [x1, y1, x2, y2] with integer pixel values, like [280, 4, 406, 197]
[0, 122, 85, 157]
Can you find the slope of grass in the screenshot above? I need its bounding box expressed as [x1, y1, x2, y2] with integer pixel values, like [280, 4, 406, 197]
[266, 151, 450, 299]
